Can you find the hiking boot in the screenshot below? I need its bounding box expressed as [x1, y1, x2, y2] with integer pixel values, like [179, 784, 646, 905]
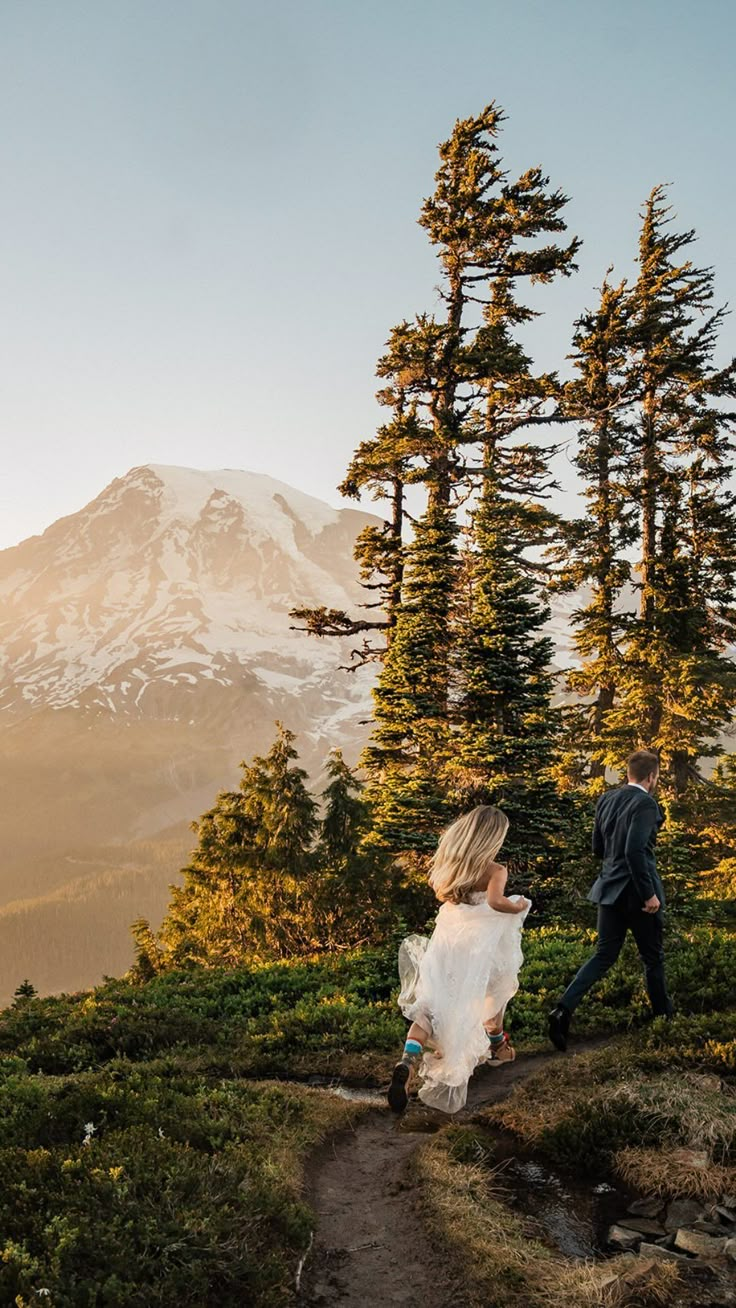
[387, 1061, 411, 1113]
[548, 1006, 570, 1053]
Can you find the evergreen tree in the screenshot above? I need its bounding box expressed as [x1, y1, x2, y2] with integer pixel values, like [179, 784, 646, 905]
[291, 388, 425, 662]
[609, 188, 736, 794]
[448, 479, 561, 873]
[160, 725, 318, 965]
[363, 498, 458, 850]
[551, 276, 638, 784]
[318, 749, 367, 864]
[129, 918, 162, 981]
[363, 106, 579, 854]
[13, 979, 37, 1004]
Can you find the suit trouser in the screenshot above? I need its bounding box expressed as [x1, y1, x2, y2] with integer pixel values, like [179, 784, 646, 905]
[560, 886, 672, 1017]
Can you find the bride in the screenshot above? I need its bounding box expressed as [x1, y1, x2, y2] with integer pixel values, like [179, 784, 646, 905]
[388, 805, 531, 1115]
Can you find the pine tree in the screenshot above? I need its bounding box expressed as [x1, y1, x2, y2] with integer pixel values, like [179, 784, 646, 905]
[290, 388, 425, 663]
[318, 749, 367, 864]
[363, 106, 579, 854]
[129, 918, 162, 981]
[609, 188, 736, 794]
[363, 497, 458, 850]
[13, 979, 37, 1004]
[160, 725, 319, 965]
[551, 276, 638, 784]
[448, 478, 561, 873]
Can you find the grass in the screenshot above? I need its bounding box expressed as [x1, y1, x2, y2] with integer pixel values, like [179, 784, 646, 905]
[0, 928, 733, 1304]
[412, 1128, 680, 1308]
[409, 1021, 736, 1308]
[483, 1031, 736, 1199]
[0, 1057, 361, 1307]
[2, 924, 733, 1080]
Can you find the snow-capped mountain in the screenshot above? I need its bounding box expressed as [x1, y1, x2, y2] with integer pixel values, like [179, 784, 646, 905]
[0, 463, 376, 728]
[0, 465, 378, 1001]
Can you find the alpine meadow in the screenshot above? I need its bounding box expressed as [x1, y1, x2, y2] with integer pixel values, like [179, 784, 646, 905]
[1, 102, 735, 1308]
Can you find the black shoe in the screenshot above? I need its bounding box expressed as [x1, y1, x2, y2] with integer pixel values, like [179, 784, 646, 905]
[548, 1006, 570, 1053]
[387, 1061, 411, 1113]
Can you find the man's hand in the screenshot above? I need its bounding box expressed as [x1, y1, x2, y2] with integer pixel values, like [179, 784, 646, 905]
[642, 895, 660, 914]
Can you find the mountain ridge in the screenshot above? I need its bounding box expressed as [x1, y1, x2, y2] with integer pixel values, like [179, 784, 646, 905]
[0, 464, 378, 999]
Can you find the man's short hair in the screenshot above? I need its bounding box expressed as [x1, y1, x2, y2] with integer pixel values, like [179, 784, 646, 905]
[627, 749, 660, 783]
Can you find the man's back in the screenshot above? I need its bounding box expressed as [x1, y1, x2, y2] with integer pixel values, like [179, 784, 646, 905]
[589, 785, 664, 907]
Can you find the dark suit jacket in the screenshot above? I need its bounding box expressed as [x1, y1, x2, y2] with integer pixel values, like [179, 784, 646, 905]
[588, 785, 665, 907]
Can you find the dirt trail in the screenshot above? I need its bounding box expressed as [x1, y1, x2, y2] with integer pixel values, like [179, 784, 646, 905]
[299, 1044, 583, 1306]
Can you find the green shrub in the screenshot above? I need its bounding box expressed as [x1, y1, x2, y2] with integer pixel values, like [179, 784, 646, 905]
[0, 1066, 352, 1307]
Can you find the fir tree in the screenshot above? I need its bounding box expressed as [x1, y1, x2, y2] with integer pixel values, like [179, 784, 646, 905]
[364, 106, 579, 854]
[551, 276, 638, 784]
[318, 749, 367, 864]
[160, 725, 318, 965]
[291, 388, 424, 663]
[448, 479, 561, 874]
[13, 979, 37, 1004]
[363, 498, 458, 850]
[129, 918, 162, 981]
[610, 188, 736, 794]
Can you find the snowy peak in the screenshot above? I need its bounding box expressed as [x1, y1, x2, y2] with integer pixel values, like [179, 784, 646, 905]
[0, 464, 377, 719]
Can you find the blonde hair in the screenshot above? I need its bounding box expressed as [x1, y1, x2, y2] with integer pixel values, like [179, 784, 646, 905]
[428, 805, 509, 905]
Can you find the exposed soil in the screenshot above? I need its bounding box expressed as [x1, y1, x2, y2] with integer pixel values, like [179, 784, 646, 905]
[299, 1043, 584, 1306]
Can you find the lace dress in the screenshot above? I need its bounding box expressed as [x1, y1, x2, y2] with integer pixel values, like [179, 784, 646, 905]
[397, 891, 530, 1114]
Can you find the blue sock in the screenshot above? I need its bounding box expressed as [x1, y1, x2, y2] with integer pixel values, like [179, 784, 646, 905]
[487, 1031, 505, 1046]
[402, 1039, 423, 1065]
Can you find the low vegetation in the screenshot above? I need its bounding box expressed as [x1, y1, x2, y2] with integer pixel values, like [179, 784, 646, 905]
[0, 928, 733, 1303]
[0, 1058, 358, 1307]
[412, 1128, 679, 1308]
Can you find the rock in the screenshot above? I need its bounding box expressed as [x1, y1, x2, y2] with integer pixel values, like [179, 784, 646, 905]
[638, 1241, 692, 1262]
[607, 1225, 643, 1251]
[627, 1196, 664, 1219]
[622, 1216, 666, 1237]
[721, 1194, 736, 1209]
[694, 1219, 730, 1236]
[599, 1259, 661, 1294]
[715, 1206, 736, 1225]
[665, 1198, 705, 1232]
[674, 1227, 728, 1258]
[725, 1237, 736, 1262]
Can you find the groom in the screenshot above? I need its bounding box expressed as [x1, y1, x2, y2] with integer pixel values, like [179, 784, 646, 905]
[549, 749, 673, 1051]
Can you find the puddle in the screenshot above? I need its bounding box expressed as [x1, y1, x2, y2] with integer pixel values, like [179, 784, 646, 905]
[305, 1077, 386, 1106]
[485, 1137, 629, 1260]
[327, 1085, 386, 1105]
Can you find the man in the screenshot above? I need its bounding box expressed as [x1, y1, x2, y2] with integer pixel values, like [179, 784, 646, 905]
[549, 749, 673, 1052]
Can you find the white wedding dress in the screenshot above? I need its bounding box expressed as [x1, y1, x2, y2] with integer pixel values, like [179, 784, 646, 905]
[398, 892, 531, 1114]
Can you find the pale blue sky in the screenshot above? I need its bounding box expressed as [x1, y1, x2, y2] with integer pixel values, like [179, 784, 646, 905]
[1, 0, 734, 547]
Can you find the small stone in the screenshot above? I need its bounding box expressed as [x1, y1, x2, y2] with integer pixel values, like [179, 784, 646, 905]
[693, 1219, 729, 1236]
[638, 1241, 692, 1263]
[674, 1227, 728, 1258]
[665, 1198, 705, 1232]
[715, 1206, 736, 1225]
[721, 1194, 736, 1209]
[607, 1225, 643, 1251]
[627, 1196, 664, 1219]
[623, 1216, 666, 1237]
[725, 1237, 736, 1263]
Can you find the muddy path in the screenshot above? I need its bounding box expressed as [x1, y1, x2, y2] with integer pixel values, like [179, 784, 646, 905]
[298, 1042, 593, 1306]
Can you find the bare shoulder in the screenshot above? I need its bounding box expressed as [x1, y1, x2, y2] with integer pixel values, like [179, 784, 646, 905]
[486, 861, 508, 887]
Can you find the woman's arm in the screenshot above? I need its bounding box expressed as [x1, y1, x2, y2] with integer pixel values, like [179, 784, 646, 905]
[486, 864, 529, 914]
